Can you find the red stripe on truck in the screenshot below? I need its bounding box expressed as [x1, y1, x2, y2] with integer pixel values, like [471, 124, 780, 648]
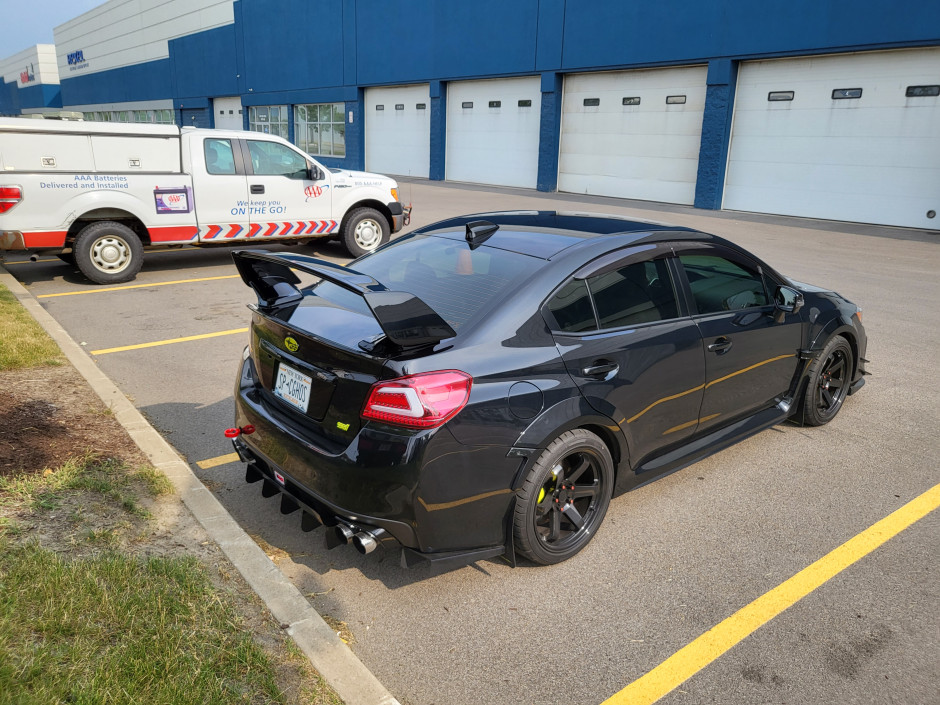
[23, 231, 67, 247]
[149, 225, 199, 242]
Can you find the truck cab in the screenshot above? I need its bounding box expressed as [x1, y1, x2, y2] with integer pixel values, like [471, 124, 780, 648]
[0, 117, 408, 284]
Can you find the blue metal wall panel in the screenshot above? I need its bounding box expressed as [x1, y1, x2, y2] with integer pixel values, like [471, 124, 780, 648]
[0, 81, 18, 115]
[238, 0, 344, 93]
[170, 24, 239, 99]
[561, 0, 940, 70]
[535, 0, 566, 71]
[0, 82, 62, 115]
[61, 59, 173, 106]
[355, 0, 539, 85]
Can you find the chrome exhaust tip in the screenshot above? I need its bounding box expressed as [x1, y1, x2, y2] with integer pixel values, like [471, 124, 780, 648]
[334, 524, 356, 545]
[352, 529, 386, 555]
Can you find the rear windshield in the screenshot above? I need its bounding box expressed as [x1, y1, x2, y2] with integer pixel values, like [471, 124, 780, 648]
[314, 235, 545, 332]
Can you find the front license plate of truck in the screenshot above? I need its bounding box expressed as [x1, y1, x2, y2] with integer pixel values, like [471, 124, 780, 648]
[273, 362, 312, 413]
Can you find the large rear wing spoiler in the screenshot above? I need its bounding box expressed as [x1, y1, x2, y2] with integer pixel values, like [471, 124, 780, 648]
[232, 250, 456, 349]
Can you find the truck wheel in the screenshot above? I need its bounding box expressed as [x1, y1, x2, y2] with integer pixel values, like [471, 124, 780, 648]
[342, 208, 389, 258]
[73, 221, 144, 284]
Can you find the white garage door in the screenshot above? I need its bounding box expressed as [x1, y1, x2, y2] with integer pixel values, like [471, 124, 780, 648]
[213, 97, 243, 130]
[724, 48, 940, 229]
[446, 77, 541, 188]
[559, 66, 707, 205]
[365, 84, 430, 177]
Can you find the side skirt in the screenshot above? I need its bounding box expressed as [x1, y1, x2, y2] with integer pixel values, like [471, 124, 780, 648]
[622, 405, 790, 493]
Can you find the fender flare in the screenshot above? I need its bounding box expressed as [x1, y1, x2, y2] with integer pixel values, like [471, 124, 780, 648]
[509, 395, 629, 490]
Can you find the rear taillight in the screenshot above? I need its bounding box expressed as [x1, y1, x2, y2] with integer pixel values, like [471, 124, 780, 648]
[362, 371, 472, 429]
[0, 185, 22, 214]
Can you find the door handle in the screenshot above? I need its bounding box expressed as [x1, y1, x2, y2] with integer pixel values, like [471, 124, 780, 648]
[582, 361, 619, 378]
[250, 184, 265, 194]
[707, 337, 733, 354]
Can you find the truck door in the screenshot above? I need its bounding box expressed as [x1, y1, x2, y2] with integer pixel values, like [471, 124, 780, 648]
[193, 136, 251, 241]
[241, 138, 335, 241]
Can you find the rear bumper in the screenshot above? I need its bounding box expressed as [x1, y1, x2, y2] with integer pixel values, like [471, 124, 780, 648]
[1, 230, 67, 250]
[232, 357, 518, 559]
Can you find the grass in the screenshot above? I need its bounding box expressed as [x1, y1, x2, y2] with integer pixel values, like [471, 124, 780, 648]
[0, 542, 285, 705]
[0, 279, 342, 704]
[0, 452, 170, 517]
[0, 282, 63, 370]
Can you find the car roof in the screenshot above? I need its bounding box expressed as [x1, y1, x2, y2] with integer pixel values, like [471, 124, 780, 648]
[413, 211, 706, 259]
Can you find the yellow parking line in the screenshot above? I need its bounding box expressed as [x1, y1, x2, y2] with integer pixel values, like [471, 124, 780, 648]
[91, 327, 248, 355]
[602, 481, 940, 705]
[37, 274, 240, 298]
[196, 452, 241, 470]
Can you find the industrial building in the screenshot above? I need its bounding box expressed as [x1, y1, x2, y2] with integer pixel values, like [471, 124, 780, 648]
[2, 0, 938, 230]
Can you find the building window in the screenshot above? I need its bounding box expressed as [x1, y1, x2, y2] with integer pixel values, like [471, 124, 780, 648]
[832, 88, 862, 100]
[622, 97, 641, 106]
[666, 95, 687, 105]
[583, 98, 600, 107]
[906, 85, 940, 97]
[294, 103, 345, 158]
[248, 105, 289, 138]
[133, 109, 174, 124]
[768, 91, 795, 102]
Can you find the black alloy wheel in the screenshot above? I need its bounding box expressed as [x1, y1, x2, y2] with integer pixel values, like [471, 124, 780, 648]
[513, 429, 614, 565]
[801, 335, 854, 426]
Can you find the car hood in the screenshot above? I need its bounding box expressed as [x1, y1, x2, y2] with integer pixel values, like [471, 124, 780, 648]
[787, 278, 834, 295]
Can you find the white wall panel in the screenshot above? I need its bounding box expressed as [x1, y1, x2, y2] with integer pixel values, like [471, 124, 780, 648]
[365, 85, 430, 177]
[724, 48, 940, 229]
[53, 0, 234, 77]
[1, 45, 60, 87]
[559, 66, 707, 205]
[445, 77, 541, 188]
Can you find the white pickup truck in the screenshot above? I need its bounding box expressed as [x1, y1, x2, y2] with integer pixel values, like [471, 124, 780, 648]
[0, 117, 409, 284]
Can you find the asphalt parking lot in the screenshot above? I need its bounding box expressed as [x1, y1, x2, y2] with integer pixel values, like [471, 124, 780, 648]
[4, 181, 938, 705]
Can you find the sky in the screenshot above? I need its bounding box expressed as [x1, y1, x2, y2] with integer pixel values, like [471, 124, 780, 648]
[1, 0, 107, 55]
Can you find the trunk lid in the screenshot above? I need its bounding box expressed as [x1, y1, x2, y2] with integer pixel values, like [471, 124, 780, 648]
[233, 250, 457, 446]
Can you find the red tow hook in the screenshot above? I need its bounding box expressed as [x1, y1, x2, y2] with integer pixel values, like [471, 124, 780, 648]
[224, 425, 255, 438]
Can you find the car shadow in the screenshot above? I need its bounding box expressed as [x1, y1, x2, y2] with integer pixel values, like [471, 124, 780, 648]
[4, 240, 352, 287]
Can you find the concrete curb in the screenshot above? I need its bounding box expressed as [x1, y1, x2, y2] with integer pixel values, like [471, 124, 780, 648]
[0, 268, 400, 705]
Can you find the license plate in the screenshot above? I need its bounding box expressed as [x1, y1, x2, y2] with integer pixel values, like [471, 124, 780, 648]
[273, 362, 312, 413]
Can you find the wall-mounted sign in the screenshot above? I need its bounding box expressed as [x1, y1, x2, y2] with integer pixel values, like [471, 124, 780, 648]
[20, 64, 35, 84]
[67, 50, 89, 71]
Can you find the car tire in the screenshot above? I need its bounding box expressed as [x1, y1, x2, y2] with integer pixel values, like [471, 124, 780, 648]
[800, 335, 854, 426]
[513, 429, 614, 565]
[73, 221, 144, 285]
[342, 207, 389, 258]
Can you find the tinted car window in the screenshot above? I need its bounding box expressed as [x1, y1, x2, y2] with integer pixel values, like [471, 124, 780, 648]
[204, 138, 236, 175]
[547, 279, 597, 333]
[247, 140, 308, 178]
[589, 259, 678, 328]
[344, 237, 544, 332]
[680, 254, 768, 314]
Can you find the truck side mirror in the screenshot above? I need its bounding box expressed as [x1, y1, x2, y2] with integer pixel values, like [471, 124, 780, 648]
[307, 163, 322, 181]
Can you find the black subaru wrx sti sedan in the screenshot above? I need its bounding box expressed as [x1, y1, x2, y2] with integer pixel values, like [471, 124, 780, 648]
[228, 212, 867, 570]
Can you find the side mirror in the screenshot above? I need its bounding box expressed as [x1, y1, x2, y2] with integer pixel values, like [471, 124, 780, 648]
[307, 163, 322, 181]
[773, 285, 804, 323]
